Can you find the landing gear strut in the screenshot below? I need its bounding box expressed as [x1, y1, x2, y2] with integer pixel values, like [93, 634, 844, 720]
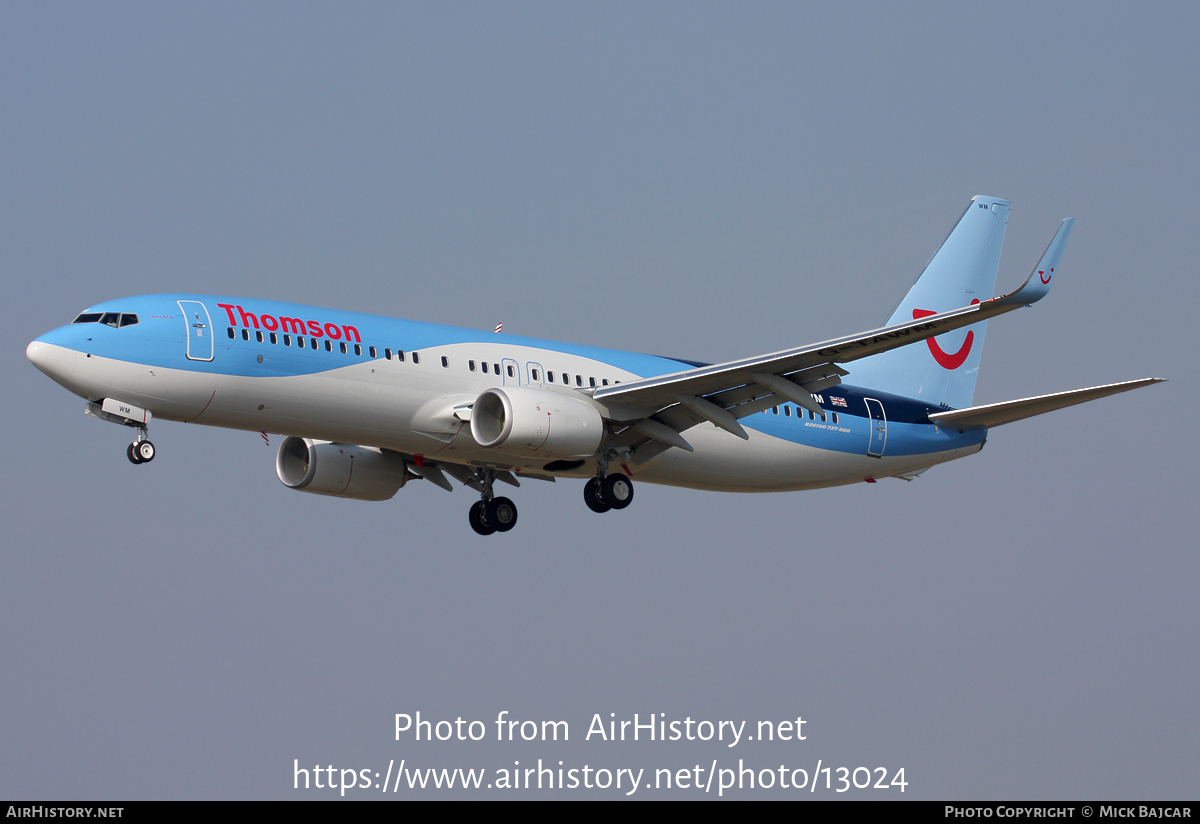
[126, 426, 155, 465]
[468, 468, 518, 536]
[584, 457, 634, 513]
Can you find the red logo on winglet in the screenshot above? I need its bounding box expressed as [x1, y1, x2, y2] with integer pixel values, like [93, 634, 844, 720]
[914, 299, 980, 370]
[1040, 267, 1054, 284]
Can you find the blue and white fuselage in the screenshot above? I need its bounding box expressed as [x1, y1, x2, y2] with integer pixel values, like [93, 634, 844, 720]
[26, 197, 1161, 534]
[28, 293, 985, 491]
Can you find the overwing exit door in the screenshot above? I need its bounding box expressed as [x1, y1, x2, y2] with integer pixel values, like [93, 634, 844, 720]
[502, 357, 520, 386]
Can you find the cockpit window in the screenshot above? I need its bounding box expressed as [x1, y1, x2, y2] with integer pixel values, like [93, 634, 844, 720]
[71, 312, 139, 327]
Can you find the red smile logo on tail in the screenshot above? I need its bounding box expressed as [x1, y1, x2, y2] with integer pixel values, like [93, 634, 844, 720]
[913, 299, 980, 369]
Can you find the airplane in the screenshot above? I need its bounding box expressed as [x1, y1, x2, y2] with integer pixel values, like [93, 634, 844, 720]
[26, 195, 1163, 535]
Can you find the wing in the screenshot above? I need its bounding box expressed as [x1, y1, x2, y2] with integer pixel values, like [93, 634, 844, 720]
[591, 219, 1074, 462]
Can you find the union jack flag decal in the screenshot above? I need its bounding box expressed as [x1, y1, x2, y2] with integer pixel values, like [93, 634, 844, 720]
[830, 396, 847, 407]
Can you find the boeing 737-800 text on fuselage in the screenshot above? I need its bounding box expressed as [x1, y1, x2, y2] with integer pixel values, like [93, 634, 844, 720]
[27, 197, 1162, 535]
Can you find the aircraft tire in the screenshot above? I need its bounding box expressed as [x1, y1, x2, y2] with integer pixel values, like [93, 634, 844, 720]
[601, 473, 634, 510]
[469, 501, 496, 536]
[583, 478, 611, 513]
[488, 497, 518, 533]
[135, 441, 156, 463]
[127, 442, 142, 464]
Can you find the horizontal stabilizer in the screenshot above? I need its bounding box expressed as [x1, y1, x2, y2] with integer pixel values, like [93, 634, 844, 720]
[927, 378, 1164, 430]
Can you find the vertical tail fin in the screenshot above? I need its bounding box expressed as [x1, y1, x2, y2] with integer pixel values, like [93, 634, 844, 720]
[848, 195, 1010, 409]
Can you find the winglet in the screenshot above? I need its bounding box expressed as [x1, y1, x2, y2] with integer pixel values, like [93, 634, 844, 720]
[995, 218, 1073, 306]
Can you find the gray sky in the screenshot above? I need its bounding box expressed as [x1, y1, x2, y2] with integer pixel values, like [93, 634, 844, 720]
[2, 2, 1196, 799]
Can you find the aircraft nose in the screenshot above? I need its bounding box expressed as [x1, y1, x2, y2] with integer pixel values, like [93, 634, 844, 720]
[27, 339, 78, 385]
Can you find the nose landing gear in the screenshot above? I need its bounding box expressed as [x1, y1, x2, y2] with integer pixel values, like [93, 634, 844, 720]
[85, 400, 157, 465]
[127, 438, 156, 464]
[126, 427, 155, 465]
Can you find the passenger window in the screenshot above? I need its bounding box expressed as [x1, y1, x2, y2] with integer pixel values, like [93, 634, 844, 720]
[298, 336, 305, 347]
[311, 338, 317, 350]
[469, 360, 477, 372]
[531, 368, 540, 381]
[241, 329, 249, 341]
[100, 312, 120, 327]
[412, 352, 420, 364]
[340, 341, 348, 354]
[506, 365, 514, 378]
[563, 373, 570, 384]
[119, 314, 138, 327]
[820, 412, 826, 422]
[227, 328, 235, 339]
[256, 330, 264, 343]
[270, 333, 278, 344]
[832, 413, 839, 424]
[773, 406, 778, 414]
[576, 375, 583, 386]
[547, 371, 555, 382]
[784, 406, 791, 417]
[588, 377, 595, 387]
[369, 346, 376, 358]
[602, 379, 608, 386]
[442, 356, 450, 368]
[284, 334, 291, 346]
[385, 348, 392, 360]
[493, 363, 500, 374]
[397, 350, 406, 362]
[325, 340, 333, 352]
[355, 344, 362, 356]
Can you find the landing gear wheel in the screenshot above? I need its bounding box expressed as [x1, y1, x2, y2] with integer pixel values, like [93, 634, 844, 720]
[583, 478, 611, 513]
[601, 473, 634, 509]
[134, 440, 155, 463]
[469, 500, 496, 536]
[487, 497, 518, 532]
[127, 442, 142, 464]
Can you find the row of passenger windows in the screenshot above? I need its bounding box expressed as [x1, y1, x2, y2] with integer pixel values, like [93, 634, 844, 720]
[465, 360, 616, 387]
[223, 325, 842, 419]
[226, 326, 620, 386]
[73, 312, 139, 328]
[230, 325, 370, 356]
[771, 405, 839, 425]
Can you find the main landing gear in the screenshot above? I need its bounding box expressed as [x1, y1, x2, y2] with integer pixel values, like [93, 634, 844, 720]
[584, 466, 634, 514]
[126, 427, 156, 465]
[468, 469, 518, 536]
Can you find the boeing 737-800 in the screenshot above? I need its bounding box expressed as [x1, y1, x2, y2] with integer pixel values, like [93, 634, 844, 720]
[26, 196, 1162, 535]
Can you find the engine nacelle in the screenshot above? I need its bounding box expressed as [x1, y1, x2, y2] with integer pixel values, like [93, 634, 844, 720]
[470, 386, 604, 460]
[275, 437, 409, 501]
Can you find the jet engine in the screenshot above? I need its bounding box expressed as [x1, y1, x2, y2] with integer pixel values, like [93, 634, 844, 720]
[275, 437, 409, 501]
[470, 386, 603, 460]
